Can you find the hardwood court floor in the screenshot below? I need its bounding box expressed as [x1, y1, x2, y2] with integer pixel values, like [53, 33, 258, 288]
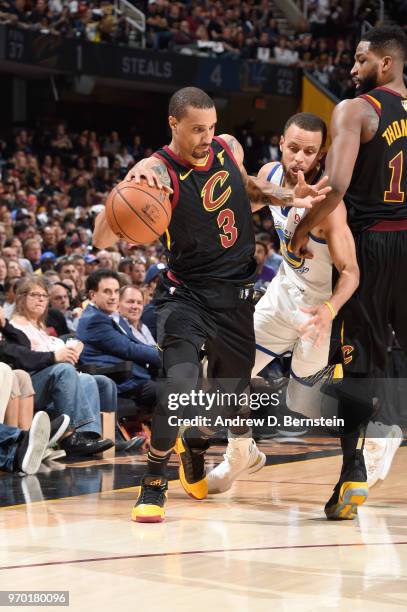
[0, 445, 406, 611]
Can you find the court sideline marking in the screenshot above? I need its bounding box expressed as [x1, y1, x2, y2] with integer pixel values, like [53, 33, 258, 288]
[1, 541, 407, 572]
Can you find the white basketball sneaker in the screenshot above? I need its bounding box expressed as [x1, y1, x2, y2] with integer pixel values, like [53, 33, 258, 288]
[363, 422, 403, 488]
[207, 438, 266, 494]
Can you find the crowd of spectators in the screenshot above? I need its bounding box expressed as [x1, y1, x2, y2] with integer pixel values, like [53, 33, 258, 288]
[1, 1, 401, 101]
[0, 117, 282, 475]
[0, 122, 156, 473]
[0, 0, 137, 44]
[2, 0, 401, 476]
[136, 0, 394, 101]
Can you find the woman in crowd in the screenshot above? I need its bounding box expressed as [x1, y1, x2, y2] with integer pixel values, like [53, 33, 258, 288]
[3, 276, 115, 456]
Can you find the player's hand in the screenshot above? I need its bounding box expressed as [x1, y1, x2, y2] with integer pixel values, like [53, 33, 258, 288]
[299, 304, 332, 348]
[293, 171, 331, 209]
[289, 229, 313, 259]
[125, 161, 173, 195]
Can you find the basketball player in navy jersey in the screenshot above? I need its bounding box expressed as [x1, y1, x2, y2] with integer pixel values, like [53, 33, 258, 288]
[291, 26, 407, 519]
[94, 87, 330, 522]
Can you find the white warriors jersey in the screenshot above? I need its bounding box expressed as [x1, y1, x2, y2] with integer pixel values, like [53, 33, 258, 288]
[267, 162, 332, 300]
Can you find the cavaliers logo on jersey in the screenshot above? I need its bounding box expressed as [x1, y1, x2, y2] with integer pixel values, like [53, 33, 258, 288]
[402, 99, 407, 113]
[201, 171, 232, 212]
[342, 344, 354, 365]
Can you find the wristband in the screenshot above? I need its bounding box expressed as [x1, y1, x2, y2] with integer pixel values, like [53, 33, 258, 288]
[323, 300, 337, 320]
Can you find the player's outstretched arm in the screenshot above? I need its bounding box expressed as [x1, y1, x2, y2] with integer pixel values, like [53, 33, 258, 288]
[125, 157, 173, 194]
[219, 134, 330, 209]
[291, 98, 364, 257]
[93, 209, 118, 248]
[252, 162, 279, 211]
[299, 202, 359, 348]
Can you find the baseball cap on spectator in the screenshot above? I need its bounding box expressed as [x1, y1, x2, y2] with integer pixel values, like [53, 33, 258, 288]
[145, 262, 167, 284]
[12, 209, 31, 221]
[41, 251, 57, 262]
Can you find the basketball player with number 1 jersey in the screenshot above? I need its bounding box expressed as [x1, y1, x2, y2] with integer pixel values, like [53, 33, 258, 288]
[291, 25, 407, 519]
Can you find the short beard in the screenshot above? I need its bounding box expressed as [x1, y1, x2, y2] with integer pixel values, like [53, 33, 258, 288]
[355, 70, 379, 95]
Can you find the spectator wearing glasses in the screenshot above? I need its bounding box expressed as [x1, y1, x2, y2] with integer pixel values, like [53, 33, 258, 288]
[5, 277, 114, 456]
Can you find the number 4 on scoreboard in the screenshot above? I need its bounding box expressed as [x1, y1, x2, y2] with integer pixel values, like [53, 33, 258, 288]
[210, 65, 222, 88]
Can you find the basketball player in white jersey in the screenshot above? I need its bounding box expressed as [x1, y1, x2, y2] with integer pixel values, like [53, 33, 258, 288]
[208, 112, 401, 498]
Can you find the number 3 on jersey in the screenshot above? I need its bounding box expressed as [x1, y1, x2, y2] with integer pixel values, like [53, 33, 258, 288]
[217, 208, 238, 248]
[384, 151, 405, 203]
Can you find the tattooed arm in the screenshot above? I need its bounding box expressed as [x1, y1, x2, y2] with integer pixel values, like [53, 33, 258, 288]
[93, 158, 172, 247]
[218, 134, 330, 210]
[124, 156, 173, 192]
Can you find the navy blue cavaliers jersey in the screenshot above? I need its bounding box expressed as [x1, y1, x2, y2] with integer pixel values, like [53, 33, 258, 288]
[153, 136, 256, 284]
[345, 87, 407, 232]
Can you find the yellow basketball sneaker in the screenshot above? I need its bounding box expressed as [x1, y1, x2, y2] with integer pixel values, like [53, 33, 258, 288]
[325, 450, 368, 520]
[174, 434, 208, 500]
[131, 475, 168, 523]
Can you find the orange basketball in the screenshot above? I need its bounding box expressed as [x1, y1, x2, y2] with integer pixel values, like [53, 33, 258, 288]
[105, 179, 172, 245]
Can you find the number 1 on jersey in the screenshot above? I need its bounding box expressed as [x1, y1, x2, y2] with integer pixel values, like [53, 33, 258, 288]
[384, 151, 404, 203]
[217, 208, 238, 248]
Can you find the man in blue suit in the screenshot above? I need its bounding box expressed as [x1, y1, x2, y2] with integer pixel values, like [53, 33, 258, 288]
[77, 269, 160, 406]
